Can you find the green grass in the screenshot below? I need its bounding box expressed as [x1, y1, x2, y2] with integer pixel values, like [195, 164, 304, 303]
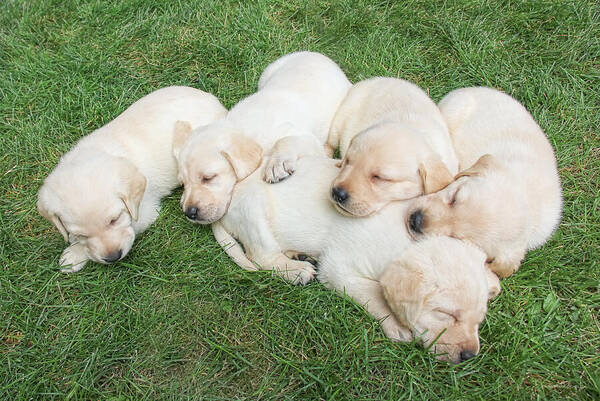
[1, 0, 599, 399]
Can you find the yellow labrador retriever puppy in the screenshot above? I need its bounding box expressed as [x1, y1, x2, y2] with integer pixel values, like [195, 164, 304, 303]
[406, 87, 562, 278]
[381, 237, 500, 364]
[213, 151, 500, 362]
[327, 77, 458, 217]
[38, 86, 226, 272]
[172, 51, 351, 224]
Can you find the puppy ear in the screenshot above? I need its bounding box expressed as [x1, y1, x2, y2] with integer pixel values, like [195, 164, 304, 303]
[172, 120, 193, 160]
[380, 260, 425, 327]
[37, 192, 69, 242]
[485, 268, 502, 300]
[118, 161, 147, 221]
[418, 157, 453, 194]
[455, 154, 495, 179]
[221, 134, 263, 181]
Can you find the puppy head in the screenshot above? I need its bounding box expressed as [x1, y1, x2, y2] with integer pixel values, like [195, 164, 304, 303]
[381, 236, 500, 364]
[173, 121, 262, 224]
[330, 122, 453, 217]
[406, 154, 514, 253]
[37, 152, 146, 264]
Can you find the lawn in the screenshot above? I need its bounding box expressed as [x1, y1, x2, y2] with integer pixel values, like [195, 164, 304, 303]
[1, 0, 599, 399]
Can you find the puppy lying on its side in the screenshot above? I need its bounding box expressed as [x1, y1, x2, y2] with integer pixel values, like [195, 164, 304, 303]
[407, 87, 562, 278]
[327, 77, 459, 217]
[212, 150, 500, 362]
[38, 86, 226, 272]
[172, 51, 351, 225]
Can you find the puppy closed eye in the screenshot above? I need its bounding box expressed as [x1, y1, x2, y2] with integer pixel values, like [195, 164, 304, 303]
[201, 174, 217, 183]
[371, 174, 393, 183]
[449, 187, 462, 206]
[109, 212, 124, 226]
[434, 309, 457, 323]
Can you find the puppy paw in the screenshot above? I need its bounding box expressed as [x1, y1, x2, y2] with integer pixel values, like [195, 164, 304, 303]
[59, 244, 89, 273]
[381, 317, 413, 342]
[278, 260, 316, 285]
[487, 258, 520, 278]
[284, 250, 318, 266]
[263, 154, 297, 183]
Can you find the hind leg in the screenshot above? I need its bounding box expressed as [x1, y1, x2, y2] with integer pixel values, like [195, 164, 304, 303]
[251, 253, 316, 285]
[284, 250, 318, 266]
[488, 247, 525, 278]
[228, 199, 316, 285]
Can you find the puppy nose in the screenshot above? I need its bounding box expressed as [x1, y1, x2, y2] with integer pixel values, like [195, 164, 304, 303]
[409, 210, 424, 233]
[103, 249, 122, 263]
[460, 350, 476, 362]
[185, 207, 198, 220]
[331, 186, 349, 203]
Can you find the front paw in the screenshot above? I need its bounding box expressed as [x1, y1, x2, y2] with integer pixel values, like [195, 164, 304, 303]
[381, 317, 413, 342]
[263, 154, 297, 183]
[59, 244, 89, 273]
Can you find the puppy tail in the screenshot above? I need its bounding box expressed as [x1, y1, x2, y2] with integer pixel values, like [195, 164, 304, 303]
[211, 221, 258, 271]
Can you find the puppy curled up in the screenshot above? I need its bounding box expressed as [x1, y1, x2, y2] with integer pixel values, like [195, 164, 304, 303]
[406, 87, 562, 278]
[38, 86, 226, 272]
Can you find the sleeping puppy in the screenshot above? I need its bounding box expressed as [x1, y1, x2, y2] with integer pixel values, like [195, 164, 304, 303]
[172, 51, 351, 224]
[37, 86, 226, 272]
[406, 87, 562, 278]
[381, 237, 501, 364]
[327, 77, 459, 217]
[212, 150, 500, 362]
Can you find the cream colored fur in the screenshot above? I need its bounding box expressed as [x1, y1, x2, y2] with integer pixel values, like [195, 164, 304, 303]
[381, 237, 500, 364]
[173, 51, 351, 224]
[406, 87, 562, 277]
[327, 77, 458, 217]
[213, 152, 499, 362]
[37, 86, 226, 272]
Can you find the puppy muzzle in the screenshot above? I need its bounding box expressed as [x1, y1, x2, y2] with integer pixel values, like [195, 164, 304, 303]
[184, 205, 222, 225]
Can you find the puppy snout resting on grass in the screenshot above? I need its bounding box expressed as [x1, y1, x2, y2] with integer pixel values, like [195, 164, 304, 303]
[327, 77, 459, 217]
[381, 236, 501, 364]
[406, 87, 562, 278]
[37, 86, 226, 272]
[173, 51, 351, 225]
[212, 150, 500, 362]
